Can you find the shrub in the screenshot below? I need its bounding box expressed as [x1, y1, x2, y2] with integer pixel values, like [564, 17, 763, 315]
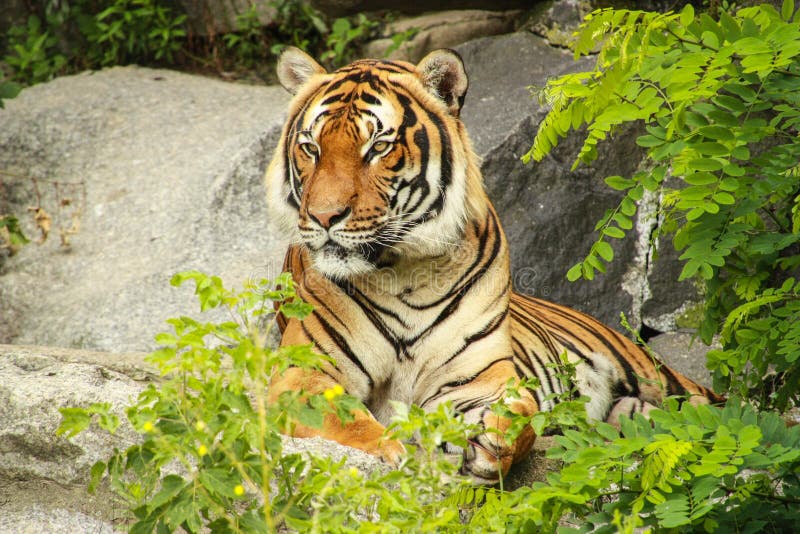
[58, 272, 800, 532]
[527, 2, 800, 410]
[58, 272, 479, 532]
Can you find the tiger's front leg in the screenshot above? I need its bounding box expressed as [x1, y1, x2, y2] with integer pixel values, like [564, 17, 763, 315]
[268, 320, 405, 465]
[423, 359, 539, 484]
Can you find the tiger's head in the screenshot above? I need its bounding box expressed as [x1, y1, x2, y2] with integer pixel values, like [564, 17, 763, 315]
[266, 47, 488, 280]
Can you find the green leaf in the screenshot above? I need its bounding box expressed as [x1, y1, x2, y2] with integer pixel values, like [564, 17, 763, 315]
[199, 468, 239, 499]
[566, 263, 583, 282]
[279, 299, 313, 320]
[680, 4, 695, 26]
[605, 175, 634, 190]
[56, 407, 92, 437]
[149, 475, 186, 510]
[783, 0, 795, 21]
[712, 192, 735, 205]
[595, 241, 614, 262]
[636, 135, 665, 148]
[603, 227, 625, 239]
[688, 158, 723, 171]
[88, 461, 106, 494]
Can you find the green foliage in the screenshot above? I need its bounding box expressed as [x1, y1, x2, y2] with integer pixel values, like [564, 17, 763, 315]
[268, 0, 330, 57]
[2, 0, 187, 85]
[0, 79, 21, 108]
[57, 271, 800, 531]
[223, 4, 268, 68]
[58, 271, 481, 532]
[4, 14, 67, 84]
[320, 14, 380, 68]
[2, 1, 415, 87]
[528, 2, 800, 409]
[539, 399, 800, 533]
[84, 0, 187, 67]
[0, 215, 30, 252]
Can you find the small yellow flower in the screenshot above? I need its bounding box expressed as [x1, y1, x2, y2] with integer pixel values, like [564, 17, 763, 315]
[234, 484, 245, 496]
[142, 421, 154, 433]
[323, 384, 345, 401]
[348, 467, 359, 477]
[195, 421, 206, 431]
[197, 444, 208, 457]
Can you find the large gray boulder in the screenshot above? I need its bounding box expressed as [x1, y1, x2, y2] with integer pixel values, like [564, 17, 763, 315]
[363, 10, 522, 63]
[0, 66, 291, 351]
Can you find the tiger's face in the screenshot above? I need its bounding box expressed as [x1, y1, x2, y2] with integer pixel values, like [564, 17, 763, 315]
[266, 47, 486, 280]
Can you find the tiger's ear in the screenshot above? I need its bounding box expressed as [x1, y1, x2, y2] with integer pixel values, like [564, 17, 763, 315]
[277, 46, 327, 95]
[416, 49, 468, 117]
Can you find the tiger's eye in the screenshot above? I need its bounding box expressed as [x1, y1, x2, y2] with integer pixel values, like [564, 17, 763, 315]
[300, 142, 319, 158]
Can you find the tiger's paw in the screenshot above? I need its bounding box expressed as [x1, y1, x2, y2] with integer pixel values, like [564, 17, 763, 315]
[362, 437, 406, 466]
[378, 437, 406, 466]
[460, 434, 514, 485]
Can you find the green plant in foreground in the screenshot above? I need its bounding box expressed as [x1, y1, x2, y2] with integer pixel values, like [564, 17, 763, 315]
[527, 2, 800, 410]
[57, 271, 800, 532]
[57, 271, 479, 532]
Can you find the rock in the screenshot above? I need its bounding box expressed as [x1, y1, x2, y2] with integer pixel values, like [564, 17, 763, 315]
[0, 344, 383, 526]
[310, 0, 533, 17]
[0, 66, 291, 352]
[527, 0, 591, 48]
[0, 345, 149, 485]
[177, 0, 276, 36]
[647, 332, 718, 390]
[0, 506, 117, 534]
[363, 10, 522, 63]
[456, 32, 646, 329]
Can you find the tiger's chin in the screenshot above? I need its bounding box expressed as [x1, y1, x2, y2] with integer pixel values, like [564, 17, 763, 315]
[308, 242, 377, 281]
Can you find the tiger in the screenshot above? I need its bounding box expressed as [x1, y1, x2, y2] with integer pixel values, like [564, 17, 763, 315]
[264, 46, 723, 483]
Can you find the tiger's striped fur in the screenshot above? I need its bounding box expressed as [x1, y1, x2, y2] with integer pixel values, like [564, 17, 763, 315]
[265, 47, 722, 483]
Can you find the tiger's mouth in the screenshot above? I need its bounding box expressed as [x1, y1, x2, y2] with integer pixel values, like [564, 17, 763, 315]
[307, 237, 393, 280]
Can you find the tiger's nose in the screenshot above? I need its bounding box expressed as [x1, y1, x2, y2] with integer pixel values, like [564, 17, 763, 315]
[308, 206, 351, 229]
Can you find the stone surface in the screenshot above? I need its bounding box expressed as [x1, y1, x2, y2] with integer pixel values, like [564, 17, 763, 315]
[0, 344, 390, 528]
[648, 332, 719, 390]
[363, 10, 522, 63]
[527, 0, 591, 47]
[456, 32, 645, 329]
[0, 506, 118, 534]
[0, 346, 149, 485]
[177, 0, 276, 36]
[0, 66, 291, 352]
[310, 0, 534, 17]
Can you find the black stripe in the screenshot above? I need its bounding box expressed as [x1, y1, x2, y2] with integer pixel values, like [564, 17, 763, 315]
[658, 363, 684, 397]
[332, 280, 405, 360]
[314, 312, 374, 388]
[401, 211, 499, 313]
[511, 335, 559, 399]
[437, 308, 509, 369]
[321, 94, 341, 106]
[420, 357, 513, 408]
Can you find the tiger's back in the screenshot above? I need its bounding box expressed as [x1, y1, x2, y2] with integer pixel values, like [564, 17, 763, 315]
[509, 293, 722, 423]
